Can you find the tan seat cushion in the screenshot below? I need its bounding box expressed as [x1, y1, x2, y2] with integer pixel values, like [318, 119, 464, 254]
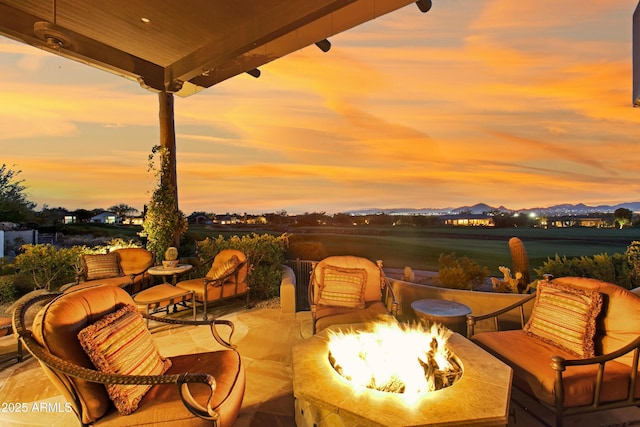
[315, 301, 389, 333]
[95, 350, 245, 426]
[114, 248, 154, 276]
[65, 274, 146, 294]
[473, 330, 640, 408]
[177, 278, 248, 302]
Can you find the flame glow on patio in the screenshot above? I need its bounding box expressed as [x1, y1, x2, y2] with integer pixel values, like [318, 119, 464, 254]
[327, 321, 463, 399]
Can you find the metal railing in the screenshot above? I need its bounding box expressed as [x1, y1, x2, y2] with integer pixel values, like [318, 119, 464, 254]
[283, 259, 314, 312]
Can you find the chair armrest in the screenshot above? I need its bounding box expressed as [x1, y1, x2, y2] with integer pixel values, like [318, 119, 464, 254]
[142, 313, 237, 349]
[550, 336, 640, 412]
[379, 266, 399, 317]
[466, 292, 536, 336]
[552, 336, 640, 370]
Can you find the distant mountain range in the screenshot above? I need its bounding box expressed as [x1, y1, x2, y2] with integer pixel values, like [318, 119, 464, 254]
[346, 202, 640, 216]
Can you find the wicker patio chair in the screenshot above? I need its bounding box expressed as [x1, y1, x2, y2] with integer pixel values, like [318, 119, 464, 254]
[13, 284, 245, 426]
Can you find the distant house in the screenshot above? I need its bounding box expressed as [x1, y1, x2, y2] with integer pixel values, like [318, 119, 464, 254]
[188, 214, 211, 225]
[213, 214, 240, 225]
[246, 216, 267, 225]
[122, 217, 144, 226]
[542, 216, 608, 228]
[90, 212, 119, 224]
[440, 214, 495, 227]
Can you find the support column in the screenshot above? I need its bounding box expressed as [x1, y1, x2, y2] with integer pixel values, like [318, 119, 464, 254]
[158, 91, 180, 247]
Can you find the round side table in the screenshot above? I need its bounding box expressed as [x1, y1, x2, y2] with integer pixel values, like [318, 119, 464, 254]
[411, 299, 472, 336]
[147, 264, 192, 285]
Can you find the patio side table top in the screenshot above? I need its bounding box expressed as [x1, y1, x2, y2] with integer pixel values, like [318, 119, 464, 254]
[147, 264, 193, 276]
[411, 299, 472, 335]
[411, 299, 472, 318]
[147, 264, 193, 285]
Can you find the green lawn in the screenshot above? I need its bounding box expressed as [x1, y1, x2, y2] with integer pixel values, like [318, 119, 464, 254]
[68, 223, 640, 276]
[279, 226, 640, 275]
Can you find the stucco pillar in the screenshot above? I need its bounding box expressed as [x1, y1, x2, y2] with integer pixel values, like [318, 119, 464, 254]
[158, 91, 180, 247]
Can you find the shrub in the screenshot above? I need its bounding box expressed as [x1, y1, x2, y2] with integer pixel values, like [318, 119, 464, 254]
[13, 244, 85, 291]
[438, 253, 490, 290]
[626, 241, 640, 288]
[0, 257, 16, 276]
[0, 276, 17, 304]
[534, 252, 631, 289]
[7, 239, 145, 294]
[196, 233, 289, 300]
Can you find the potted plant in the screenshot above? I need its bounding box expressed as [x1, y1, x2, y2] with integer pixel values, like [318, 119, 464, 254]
[163, 246, 179, 268]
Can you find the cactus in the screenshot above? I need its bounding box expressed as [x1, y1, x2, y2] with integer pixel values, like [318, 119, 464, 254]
[509, 237, 530, 292]
[164, 246, 178, 261]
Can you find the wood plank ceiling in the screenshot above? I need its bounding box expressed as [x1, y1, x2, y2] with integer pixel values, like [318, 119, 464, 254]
[0, 0, 431, 97]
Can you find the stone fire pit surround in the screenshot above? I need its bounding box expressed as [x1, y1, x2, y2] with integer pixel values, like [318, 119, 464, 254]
[293, 323, 512, 427]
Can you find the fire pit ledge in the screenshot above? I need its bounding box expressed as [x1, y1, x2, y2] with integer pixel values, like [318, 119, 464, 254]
[293, 325, 512, 427]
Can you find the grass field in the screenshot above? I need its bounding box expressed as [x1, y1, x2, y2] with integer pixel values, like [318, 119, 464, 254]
[185, 224, 640, 276]
[67, 223, 640, 277]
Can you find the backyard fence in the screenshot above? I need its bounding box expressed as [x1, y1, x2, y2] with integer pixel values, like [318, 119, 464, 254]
[0, 229, 62, 258]
[1, 229, 40, 258]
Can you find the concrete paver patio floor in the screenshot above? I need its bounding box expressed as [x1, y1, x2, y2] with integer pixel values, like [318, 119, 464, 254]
[1, 304, 640, 426]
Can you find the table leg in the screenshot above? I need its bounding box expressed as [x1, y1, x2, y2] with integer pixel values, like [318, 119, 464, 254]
[191, 291, 196, 321]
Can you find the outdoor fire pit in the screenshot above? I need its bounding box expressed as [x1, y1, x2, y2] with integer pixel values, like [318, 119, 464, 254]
[327, 322, 462, 395]
[293, 321, 512, 427]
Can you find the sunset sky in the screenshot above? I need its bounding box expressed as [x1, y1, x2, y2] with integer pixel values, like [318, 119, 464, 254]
[1, 0, 640, 216]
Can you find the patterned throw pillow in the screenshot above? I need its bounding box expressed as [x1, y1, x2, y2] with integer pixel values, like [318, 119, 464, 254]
[317, 265, 367, 309]
[83, 253, 122, 280]
[523, 281, 603, 358]
[78, 304, 172, 415]
[206, 255, 240, 281]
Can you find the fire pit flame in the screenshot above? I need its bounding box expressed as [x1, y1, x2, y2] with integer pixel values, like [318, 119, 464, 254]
[327, 321, 463, 397]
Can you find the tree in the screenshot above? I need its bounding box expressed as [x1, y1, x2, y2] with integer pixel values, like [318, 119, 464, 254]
[142, 146, 187, 262]
[34, 205, 67, 225]
[71, 208, 94, 223]
[614, 208, 633, 229]
[0, 164, 36, 223]
[108, 203, 139, 221]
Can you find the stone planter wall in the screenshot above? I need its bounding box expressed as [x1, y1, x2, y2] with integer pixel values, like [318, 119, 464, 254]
[390, 278, 535, 333]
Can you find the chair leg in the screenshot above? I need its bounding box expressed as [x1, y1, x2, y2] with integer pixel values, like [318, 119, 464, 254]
[0, 336, 25, 366]
[190, 291, 196, 321]
[203, 284, 209, 321]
